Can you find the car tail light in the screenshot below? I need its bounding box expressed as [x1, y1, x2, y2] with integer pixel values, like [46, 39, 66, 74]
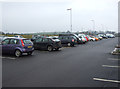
[21, 39, 24, 47]
[72, 39, 74, 42]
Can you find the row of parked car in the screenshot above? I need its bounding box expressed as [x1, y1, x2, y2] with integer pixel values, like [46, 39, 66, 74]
[0, 33, 115, 57]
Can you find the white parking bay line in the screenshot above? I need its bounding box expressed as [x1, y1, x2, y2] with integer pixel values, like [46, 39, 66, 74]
[108, 58, 120, 61]
[93, 78, 120, 83]
[0, 56, 16, 59]
[102, 65, 120, 68]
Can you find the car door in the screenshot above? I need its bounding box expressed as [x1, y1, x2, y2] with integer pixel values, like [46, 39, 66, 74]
[41, 38, 49, 49]
[9, 39, 19, 54]
[2, 39, 10, 53]
[34, 37, 43, 49]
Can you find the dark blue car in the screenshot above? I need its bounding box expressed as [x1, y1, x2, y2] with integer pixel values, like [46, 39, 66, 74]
[1, 37, 34, 57]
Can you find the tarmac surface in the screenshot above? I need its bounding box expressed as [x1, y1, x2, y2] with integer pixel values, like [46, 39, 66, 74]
[2, 37, 120, 87]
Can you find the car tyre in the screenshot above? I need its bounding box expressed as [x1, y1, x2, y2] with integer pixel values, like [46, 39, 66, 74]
[15, 50, 22, 57]
[47, 46, 53, 52]
[67, 43, 71, 46]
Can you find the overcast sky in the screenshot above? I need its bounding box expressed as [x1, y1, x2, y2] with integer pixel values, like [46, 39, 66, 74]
[0, 0, 119, 33]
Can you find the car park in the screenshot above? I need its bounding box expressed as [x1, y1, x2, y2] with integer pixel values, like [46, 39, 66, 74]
[58, 35, 77, 47]
[32, 36, 62, 51]
[1, 37, 34, 57]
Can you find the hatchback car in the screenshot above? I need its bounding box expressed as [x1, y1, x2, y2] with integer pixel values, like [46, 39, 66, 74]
[32, 36, 62, 51]
[87, 35, 95, 41]
[58, 35, 77, 47]
[78, 34, 88, 42]
[1, 37, 34, 57]
[59, 34, 83, 44]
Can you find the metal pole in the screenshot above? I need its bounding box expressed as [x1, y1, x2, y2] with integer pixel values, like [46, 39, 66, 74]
[67, 8, 72, 32]
[70, 8, 72, 32]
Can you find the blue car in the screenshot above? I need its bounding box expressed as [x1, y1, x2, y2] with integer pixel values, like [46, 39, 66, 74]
[1, 37, 34, 57]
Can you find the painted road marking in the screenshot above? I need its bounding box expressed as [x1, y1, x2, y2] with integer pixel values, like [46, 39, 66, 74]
[93, 78, 120, 83]
[108, 58, 120, 61]
[102, 65, 120, 68]
[0, 56, 16, 59]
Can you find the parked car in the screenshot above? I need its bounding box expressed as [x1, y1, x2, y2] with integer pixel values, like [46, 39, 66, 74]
[59, 34, 84, 44]
[98, 34, 108, 39]
[87, 35, 95, 41]
[106, 34, 115, 38]
[97, 35, 103, 40]
[32, 36, 62, 51]
[78, 35, 86, 43]
[93, 36, 99, 41]
[1, 37, 34, 57]
[89, 35, 99, 41]
[31, 35, 42, 41]
[58, 35, 77, 47]
[78, 34, 88, 42]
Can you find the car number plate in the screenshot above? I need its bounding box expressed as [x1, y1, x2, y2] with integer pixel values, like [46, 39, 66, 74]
[28, 46, 32, 48]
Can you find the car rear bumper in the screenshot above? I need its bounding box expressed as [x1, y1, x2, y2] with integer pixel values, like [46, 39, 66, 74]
[21, 48, 34, 53]
[53, 45, 62, 49]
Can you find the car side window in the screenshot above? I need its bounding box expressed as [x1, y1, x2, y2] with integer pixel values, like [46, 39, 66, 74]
[10, 39, 18, 44]
[36, 38, 42, 42]
[2, 39, 10, 45]
[43, 38, 48, 42]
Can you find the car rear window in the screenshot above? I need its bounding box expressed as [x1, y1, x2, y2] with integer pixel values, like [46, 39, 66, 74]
[23, 39, 32, 44]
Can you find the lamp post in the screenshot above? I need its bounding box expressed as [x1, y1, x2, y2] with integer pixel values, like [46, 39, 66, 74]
[67, 8, 72, 32]
[91, 20, 95, 31]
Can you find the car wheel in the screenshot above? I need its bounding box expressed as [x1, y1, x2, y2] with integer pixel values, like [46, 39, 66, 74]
[47, 46, 53, 52]
[67, 43, 71, 46]
[15, 50, 22, 57]
[27, 52, 33, 55]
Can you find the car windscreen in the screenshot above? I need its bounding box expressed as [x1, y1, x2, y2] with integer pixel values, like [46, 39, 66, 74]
[23, 39, 33, 44]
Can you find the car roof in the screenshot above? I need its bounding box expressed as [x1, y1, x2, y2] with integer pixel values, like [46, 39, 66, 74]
[5, 37, 27, 40]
